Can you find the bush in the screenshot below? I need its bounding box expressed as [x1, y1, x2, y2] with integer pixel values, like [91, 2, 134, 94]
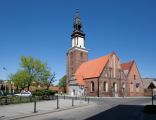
[32, 89, 56, 96]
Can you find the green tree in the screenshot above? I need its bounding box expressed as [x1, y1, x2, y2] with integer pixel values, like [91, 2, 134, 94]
[45, 72, 56, 90]
[10, 56, 53, 90]
[10, 71, 29, 91]
[58, 75, 66, 92]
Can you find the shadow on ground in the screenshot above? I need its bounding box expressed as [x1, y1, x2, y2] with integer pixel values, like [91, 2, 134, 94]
[85, 105, 144, 120]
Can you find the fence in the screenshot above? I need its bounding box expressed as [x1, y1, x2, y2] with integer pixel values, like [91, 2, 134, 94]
[0, 95, 91, 105]
[0, 96, 43, 105]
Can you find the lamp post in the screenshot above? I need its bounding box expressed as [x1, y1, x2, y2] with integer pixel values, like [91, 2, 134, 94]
[148, 82, 156, 105]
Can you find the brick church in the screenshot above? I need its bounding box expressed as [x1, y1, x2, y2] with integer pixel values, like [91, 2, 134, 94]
[66, 12, 144, 97]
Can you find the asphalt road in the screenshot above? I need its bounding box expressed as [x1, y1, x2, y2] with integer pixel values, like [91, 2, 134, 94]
[16, 97, 155, 120]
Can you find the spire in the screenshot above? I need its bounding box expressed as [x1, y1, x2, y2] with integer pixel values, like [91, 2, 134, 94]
[70, 10, 87, 50]
[71, 10, 85, 38]
[73, 9, 82, 31]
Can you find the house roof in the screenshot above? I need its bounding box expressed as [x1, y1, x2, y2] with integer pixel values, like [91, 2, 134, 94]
[153, 81, 156, 87]
[148, 82, 156, 89]
[75, 53, 111, 85]
[0, 80, 5, 84]
[143, 79, 154, 88]
[121, 61, 134, 70]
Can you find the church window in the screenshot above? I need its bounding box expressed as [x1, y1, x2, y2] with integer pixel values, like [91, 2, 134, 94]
[122, 83, 126, 89]
[80, 52, 83, 58]
[136, 81, 140, 92]
[77, 37, 78, 45]
[103, 82, 108, 92]
[134, 75, 136, 80]
[70, 52, 73, 65]
[130, 82, 134, 92]
[90, 81, 94, 92]
[136, 81, 140, 88]
[70, 52, 73, 58]
[74, 38, 76, 46]
[105, 72, 108, 77]
[110, 68, 113, 78]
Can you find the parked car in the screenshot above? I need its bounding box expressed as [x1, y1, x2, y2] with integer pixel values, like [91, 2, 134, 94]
[15, 91, 32, 97]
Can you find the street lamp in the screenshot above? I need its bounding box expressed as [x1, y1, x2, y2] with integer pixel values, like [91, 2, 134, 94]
[148, 82, 156, 105]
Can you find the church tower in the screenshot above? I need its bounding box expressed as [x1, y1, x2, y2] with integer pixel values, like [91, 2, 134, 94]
[66, 11, 88, 93]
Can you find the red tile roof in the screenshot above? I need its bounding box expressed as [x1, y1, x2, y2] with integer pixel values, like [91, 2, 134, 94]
[75, 54, 111, 85]
[121, 61, 134, 70]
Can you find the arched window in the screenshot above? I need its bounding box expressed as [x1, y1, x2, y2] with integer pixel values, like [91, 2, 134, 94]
[122, 83, 126, 96]
[119, 70, 122, 79]
[104, 82, 108, 92]
[80, 52, 83, 62]
[122, 83, 126, 89]
[109, 68, 113, 78]
[80, 52, 83, 58]
[113, 82, 118, 93]
[70, 52, 73, 67]
[90, 81, 94, 92]
[134, 75, 136, 80]
[76, 37, 78, 45]
[136, 81, 140, 92]
[70, 52, 73, 59]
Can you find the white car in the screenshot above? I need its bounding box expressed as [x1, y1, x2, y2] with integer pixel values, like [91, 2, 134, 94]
[15, 92, 32, 97]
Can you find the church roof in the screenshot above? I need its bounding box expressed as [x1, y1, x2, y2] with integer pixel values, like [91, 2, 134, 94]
[75, 53, 111, 85]
[121, 61, 134, 70]
[121, 60, 134, 76]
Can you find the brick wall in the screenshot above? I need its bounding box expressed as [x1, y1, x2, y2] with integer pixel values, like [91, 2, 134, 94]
[84, 78, 98, 96]
[66, 48, 88, 93]
[127, 62, 144, 96]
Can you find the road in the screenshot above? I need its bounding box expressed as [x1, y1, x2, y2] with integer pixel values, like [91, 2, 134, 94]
[16, 97, 155, 120]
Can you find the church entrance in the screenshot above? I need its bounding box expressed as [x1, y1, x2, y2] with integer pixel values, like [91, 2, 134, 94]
[113, 82, 118, 97]
[72, 89, 75, 96]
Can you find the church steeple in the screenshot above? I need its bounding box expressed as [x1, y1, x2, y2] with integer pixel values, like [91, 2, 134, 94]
[71, 10, 85, 48]
[66, 10, 88, 94]
[73, 10, 82, 31]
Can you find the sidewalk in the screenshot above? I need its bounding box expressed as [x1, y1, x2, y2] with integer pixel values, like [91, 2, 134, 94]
[0, 98, 90, 120]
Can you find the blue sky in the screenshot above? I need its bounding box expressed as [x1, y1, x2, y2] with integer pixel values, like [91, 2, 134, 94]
[0, 0, 156, 84]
